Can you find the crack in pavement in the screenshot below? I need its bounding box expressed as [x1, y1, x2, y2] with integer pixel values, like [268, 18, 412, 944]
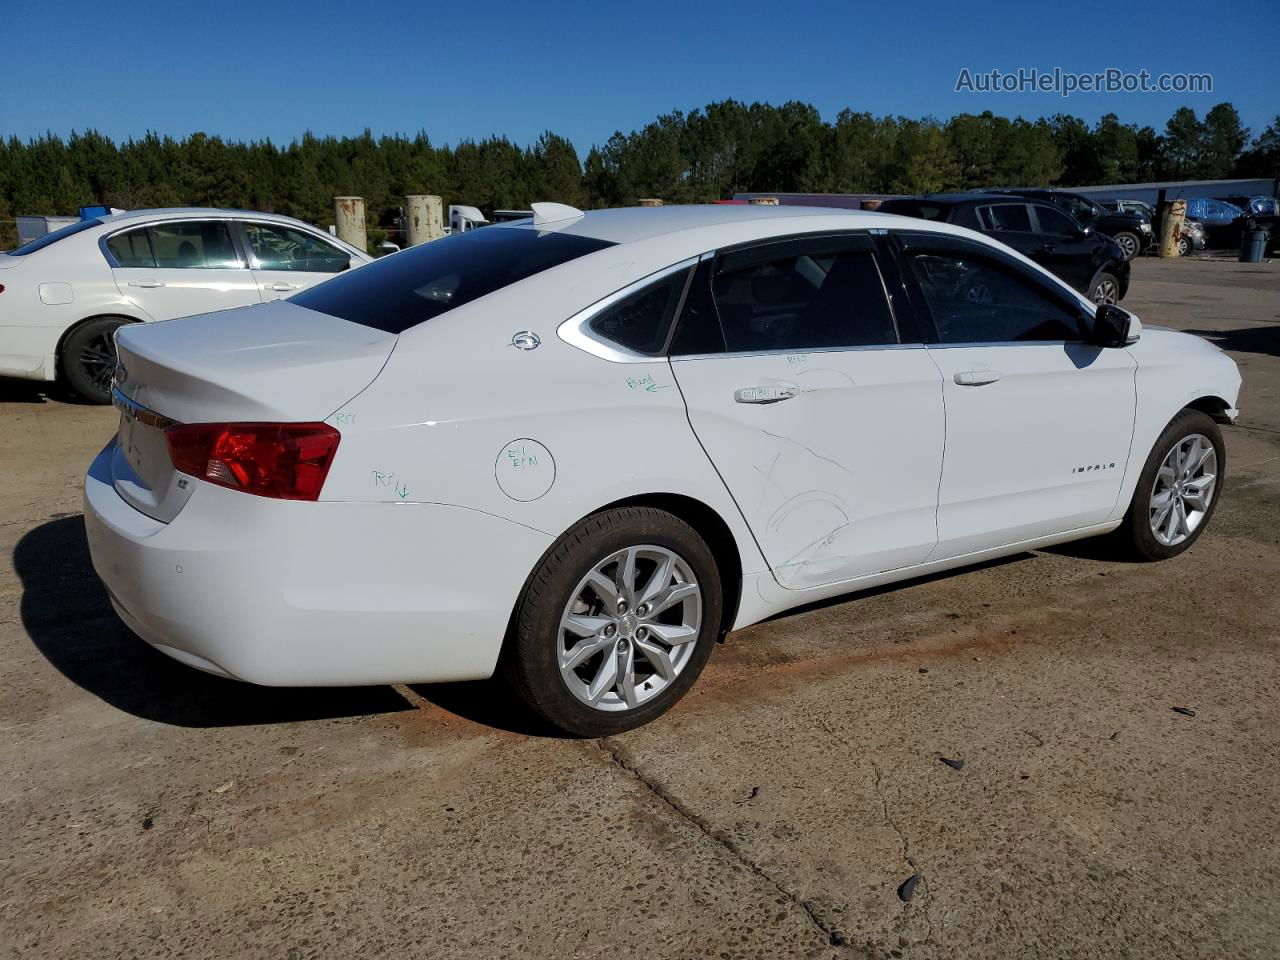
[868, 760, 933, 929]
[595, 736, 852, 951]
[817, 715, 940, 947]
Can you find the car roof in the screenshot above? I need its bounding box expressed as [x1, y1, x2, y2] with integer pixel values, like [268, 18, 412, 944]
[499, 203, 879, 245]
[890, 193, 1046, 206]
[99, 207, 318, 226]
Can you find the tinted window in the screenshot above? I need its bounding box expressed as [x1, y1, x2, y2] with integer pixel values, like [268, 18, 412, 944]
[589, 268, 689, 354]
[1034, 205, 1078, 236]
[9, 218, 102, 256]
[978, 204, 1031, 232]
[669, 262, 727, 355]
[908, 252, 1085, 343]
[878, 200, 950, 221]
[106, 227, 156, 268]
[1059, 195, 1097, 222]
[147, 221, 242, 269]
[244, 222, 350, 273]
[711, 244, 897, 352]
[292, 226, 614, 334]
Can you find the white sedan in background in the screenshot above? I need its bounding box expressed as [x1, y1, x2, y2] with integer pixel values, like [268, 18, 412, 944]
[0, 208, 370, 402]
[85, 203, 1241, 736]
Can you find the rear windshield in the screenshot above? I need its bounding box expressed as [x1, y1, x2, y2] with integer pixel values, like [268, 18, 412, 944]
[878, 201, 949, 221]
[292, 226, 615, 333]
[9, 218, 102, 255]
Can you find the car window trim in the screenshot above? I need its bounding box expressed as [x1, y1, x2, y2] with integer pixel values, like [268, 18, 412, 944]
[557, 258, 698, 364]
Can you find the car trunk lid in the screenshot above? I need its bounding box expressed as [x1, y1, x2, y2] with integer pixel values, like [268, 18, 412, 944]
[110, 300, 396, 522]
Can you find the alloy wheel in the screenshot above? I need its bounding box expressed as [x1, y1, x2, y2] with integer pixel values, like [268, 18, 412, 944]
[78, 330, 118, 396]
[558, 544, 702, 712]
[1149, 433, 1217, 547]
[1093, 278, 1119, 304]
[1116, 234, 1138, 259]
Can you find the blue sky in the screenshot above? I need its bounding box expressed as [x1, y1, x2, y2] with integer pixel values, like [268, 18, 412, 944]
[6, 0, 1276, 152]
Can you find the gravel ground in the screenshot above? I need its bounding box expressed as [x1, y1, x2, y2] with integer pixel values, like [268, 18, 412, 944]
[2, 255, 1278, 959]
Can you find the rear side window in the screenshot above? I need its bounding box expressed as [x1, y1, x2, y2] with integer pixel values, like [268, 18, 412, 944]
[977, 204, 1031, 232]
[147, 222, 242, 269]
[9, 218, 102, 256]
[106, 227, 156, 267]
[292, 227, 615, 334]
[710, 243, 898, 352]
[589, 268, 689, 354]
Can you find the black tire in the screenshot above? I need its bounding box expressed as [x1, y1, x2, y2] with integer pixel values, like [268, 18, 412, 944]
[1088, 270, 1120, 305]
[61, 317, 126, 404]
[1113, 231, 1140, 261]
[1111, 409, 1225, 561]
[1177, 236, 1191, 257]
[502, 506, 723, 737]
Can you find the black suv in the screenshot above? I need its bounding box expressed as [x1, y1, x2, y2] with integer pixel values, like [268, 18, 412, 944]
[878, 193, 1130, 303]
[987, 189, 1153, 261]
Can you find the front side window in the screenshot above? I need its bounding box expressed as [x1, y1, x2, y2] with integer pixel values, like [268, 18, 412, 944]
[977, 204, 1031, 232]
[244, 222, 350, 273]
[709, 242, 898, 352]
[106, 227, 156, 268]
[589, 268, 689, 354]
[146, 221, 242, 269]
[1033, 205, 1079, 237]
[292, 226, 614, 334]
[908, 252, 1085, 344]
[1060, 195, 1097, 222]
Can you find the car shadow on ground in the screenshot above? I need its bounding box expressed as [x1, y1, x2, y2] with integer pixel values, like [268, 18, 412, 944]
[15, 515, 413, 727]
[408, 680, 569, 739]
[0, 377, 85, 405]
[1186, 325, 1280, 359]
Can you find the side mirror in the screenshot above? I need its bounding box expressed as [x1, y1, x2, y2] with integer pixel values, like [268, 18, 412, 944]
[1092, 303, 1136, 348]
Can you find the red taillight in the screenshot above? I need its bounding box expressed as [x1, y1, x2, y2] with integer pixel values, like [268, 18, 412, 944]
[165, 422, 341, 501]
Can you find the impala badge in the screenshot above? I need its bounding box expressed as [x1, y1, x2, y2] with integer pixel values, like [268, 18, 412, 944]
[511, 331, 541, 351]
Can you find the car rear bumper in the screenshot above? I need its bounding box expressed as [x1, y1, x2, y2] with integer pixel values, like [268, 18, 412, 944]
[84, 439, 553, 686]
[0, 325, 59, 381]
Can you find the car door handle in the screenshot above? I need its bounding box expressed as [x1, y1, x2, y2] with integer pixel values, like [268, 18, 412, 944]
[267, 281, 299, 292]
[128, 279, 165, 288]
[734, 384, 798, 404]
[954, 370, 1003, 386]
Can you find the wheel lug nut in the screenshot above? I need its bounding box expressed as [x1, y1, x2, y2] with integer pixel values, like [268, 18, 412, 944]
[636, 603, 648, 617]
[636, 627, 648, 640]
[604, 624, 616, 637]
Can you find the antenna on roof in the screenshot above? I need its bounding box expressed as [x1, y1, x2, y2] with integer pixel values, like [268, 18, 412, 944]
[531, 202, 585, 226]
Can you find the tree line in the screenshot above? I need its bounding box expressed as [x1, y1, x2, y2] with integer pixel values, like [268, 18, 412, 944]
[2, 101, 1276, 250]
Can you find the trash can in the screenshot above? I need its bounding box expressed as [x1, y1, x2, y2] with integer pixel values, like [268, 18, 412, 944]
[1239, 226, 1269, 262]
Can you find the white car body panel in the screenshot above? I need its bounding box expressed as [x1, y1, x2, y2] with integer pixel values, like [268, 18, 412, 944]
[110, 264, 262, 321]
[672, 346, 945, 588]
[924, 341, 1137, 557]
[0, 208, 370, 383]
[83, 205, 1243, 688]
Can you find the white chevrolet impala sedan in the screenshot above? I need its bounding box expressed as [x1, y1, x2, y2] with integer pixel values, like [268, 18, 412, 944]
[84, 203, 1241, 736]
